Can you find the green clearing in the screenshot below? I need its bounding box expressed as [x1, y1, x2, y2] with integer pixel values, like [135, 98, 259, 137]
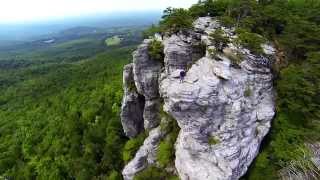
[105, 36, 122, 46]
[53, 38, 94, 48]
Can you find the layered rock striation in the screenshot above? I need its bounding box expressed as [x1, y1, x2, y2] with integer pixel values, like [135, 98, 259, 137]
[121, 17, 276, 180]
[132, 39, 163, 130]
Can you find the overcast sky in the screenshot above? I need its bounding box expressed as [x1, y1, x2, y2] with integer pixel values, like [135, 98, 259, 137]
[0, 0, 198, 23]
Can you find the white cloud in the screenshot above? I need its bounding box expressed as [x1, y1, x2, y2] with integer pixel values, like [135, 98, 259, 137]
[0, 0, 198, 23]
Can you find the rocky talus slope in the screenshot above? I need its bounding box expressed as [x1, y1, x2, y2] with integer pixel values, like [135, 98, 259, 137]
[121, 17, 276, 180]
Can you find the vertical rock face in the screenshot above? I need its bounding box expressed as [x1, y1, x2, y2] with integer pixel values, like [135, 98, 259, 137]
[120, 64, 144, 138]
[160, 57, 275, 180]
[121, 17, 276, 180]
[132, 39, 163, 130]
[163, 35, 193, 73]
[133, 39, 162, 99]
[159, 17, 275, 180]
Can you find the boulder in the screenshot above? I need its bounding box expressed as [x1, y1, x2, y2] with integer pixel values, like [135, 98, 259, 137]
[193, 17, 220, 34]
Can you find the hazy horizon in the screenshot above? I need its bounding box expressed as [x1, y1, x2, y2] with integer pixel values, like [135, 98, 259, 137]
[0, 11, 162, 41]
[0, 0, 198, 23]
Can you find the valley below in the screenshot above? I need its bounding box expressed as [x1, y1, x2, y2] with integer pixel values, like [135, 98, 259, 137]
[0, 16, 150, 179]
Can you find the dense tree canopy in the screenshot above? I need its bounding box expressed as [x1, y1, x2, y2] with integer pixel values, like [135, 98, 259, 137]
[1, 0, 320, 179]
[0, 47, 134, 179]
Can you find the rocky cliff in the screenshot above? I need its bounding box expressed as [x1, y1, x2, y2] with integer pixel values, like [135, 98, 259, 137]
[120, 17, 276, 180]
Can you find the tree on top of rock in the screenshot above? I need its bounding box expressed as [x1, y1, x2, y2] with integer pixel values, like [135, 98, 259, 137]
[209, 28, 230, 52]
[160, 7, 193, 34]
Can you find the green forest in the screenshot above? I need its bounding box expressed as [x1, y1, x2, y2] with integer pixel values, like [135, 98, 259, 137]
[0, 0, 320, 179]
[0, 45, 135, 179]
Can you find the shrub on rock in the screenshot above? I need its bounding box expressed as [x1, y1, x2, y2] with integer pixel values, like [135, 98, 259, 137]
[148, 40, 164, 63]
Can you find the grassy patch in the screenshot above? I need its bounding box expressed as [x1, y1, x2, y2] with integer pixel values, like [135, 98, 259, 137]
[235, 28, 266, 55]
[105, 36, 122, 46]
[53, 38, 93, 48]
[208, 48, 219, 59]
[157, 105, 180, 168]
[209, 29, 230, 52]
[107, 170, 122, 180]
[224, 50, 244, 67]
[127, 81, 137, 92]
[148, 39, 164, 63]
[122, 133, 147, 164]
[134, 166, 179, 180]
[244, 87, 252, 97]
[208, 136, 220, 145]
[157, 131, 178, 168]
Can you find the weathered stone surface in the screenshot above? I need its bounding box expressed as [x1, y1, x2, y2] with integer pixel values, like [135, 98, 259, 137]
[262, 43, 276, 55]
[120, 64, 145, 138]
[310, 143, 320, 168]
[122, 126, 165, 180]
[158, 18, 275, 180]
[160, 55, 275, 180]
[133, 39, 162, 99]
[193, 17, 220, 34]
[132, 39, 163, 130]
[121, 17, 276, 180]
[143, 99, 161, 130]
[163, 35, 193, 73]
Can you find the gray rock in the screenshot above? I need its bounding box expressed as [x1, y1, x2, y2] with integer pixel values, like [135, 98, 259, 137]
[121, 64, 145, 138]
[143, 99, 161, 130]
[193, 17, 220, 34]
[122, 126, 166, 180]
[160, 55, 275, 180]
[310, 143, 320, 168]
[121, 17, 276, 180]
[133, 39, 162, 99]
[132, 39, 163, 130]
[163, 35, 193, 73]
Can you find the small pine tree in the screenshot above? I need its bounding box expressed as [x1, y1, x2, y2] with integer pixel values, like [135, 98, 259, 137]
[209, 29, 230, 52]
[160, 8, 193, 34]
[148, 40, 164, 63]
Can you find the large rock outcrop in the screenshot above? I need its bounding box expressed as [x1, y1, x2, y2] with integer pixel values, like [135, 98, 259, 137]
[121, 39, 163, 138]
[160, 57, 275, 180]
[121, 17, 276, 180]
[132, 39, 163, 130]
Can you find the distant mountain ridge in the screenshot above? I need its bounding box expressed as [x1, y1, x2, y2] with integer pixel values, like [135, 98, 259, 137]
[0, 11, 161, 42]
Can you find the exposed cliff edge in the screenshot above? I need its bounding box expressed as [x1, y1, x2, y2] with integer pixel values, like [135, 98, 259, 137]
[120, 17, 276, 180]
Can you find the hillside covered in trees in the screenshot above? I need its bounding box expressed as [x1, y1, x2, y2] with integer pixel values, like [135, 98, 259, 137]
[0, 0, 319, 179]
[0, 23, 144, 178]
